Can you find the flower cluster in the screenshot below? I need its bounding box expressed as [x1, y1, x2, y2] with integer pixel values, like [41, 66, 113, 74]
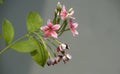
[47, 43, 72, 66]
[0, 1, 79, 68]
[40, 2, 78, 66]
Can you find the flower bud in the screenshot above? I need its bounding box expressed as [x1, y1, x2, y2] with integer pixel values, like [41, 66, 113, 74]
[57, 2, 62, 11]
[47, 58, 57, 66]
[68, 8, 73, 13]
[63, 54, 72, 63]
[60, 43, 70, 51]
[56, 43, 70, 54]
[55, 55, 63, 62]
[51, 58, 57, 65]
[55, 9, 57, 14]
[47, 58, 52, 66]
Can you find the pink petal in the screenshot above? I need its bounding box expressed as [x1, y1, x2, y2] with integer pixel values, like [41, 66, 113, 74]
[52, 24, 60, 30]
[40, 26, 49, 31]
[74, 30, 79, 35]
[62, 5, 66, 12]
[69, 16, 75, 19]
[71, 29, 79, 36]
[51, 31, 58, 38]
[61, 15, 65, 20]
[61, 5, 67, 20]
[72, 23, 78, 28]
[69, 10, 74, 15]
[47, 19, 53, 27]
[61, 11, 67, 20]
[44, 30, 51, 38]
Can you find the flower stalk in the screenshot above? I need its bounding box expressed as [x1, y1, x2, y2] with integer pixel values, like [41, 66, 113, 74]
[0, 34, 28, 54]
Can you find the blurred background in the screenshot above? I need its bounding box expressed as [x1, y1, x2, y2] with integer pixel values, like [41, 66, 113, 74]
[0, 0, 120, 74]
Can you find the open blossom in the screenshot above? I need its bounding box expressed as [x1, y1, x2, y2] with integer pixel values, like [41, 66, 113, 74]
[68, 18, 78, 36]
[60, 5, 74, 20]
[60, 5, 67, 20]
[40, 19, 60, 38]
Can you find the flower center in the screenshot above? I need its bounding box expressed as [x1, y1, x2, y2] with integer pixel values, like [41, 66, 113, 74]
[49, 26, 53, 31]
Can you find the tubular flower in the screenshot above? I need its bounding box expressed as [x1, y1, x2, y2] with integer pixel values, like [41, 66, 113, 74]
[60, 5, 74, 20]
[40, 19, 60, 38]
[68, 18, 79, 36]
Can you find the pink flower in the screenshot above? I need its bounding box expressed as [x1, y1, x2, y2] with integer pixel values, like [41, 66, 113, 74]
[40, 19, 60, 38]
[60, 5, 67, 20]
[60, 5, 74, 20]
[68, 18, 78, 36]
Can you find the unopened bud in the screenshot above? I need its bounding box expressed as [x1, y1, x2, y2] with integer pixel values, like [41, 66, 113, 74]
[66, 54, 72, 60]
[57, 2, 62, 11]
[56, 43, 70, 54]
[47, 58, 57, 66]
[60, 43, 70, 50]
[47, 58, 52, 66]
[57, 2, 62, 9]
[55, 55, 63, 62]
[63, 54, 72, 63]
[68, 8, 73, 13]
[51, 58, 57, 65]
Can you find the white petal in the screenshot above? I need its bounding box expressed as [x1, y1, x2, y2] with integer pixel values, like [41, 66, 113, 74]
[66, 54, 72, 60]
[73, 23, 78, 28]
[61, 43, 66, 50]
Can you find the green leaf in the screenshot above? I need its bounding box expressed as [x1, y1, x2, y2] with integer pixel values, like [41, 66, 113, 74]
[0, 0, 4, 4]
[2, 19, 14, 45]
[11, 38, 38, 53]
[31, 36, 49, 67]
[26, 11, 43, 33]
[0, 34, 2, 39]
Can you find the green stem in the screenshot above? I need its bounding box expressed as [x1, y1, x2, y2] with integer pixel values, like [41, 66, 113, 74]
[47, 39, 57, 48]
[58, 29, 70, 37]
[50, 37, 62, 44]
[56, 13, 61, 24]
[53, 11, 57, 24]
[57, 20, 66, 32]
[0, 34, 27, 54]
[46, 43, 57, 57]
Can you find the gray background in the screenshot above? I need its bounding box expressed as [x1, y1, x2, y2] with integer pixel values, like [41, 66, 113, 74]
[0, 0, 120, 74]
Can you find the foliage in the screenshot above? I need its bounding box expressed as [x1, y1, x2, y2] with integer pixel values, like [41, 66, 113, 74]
[0, 0, 4, 4]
